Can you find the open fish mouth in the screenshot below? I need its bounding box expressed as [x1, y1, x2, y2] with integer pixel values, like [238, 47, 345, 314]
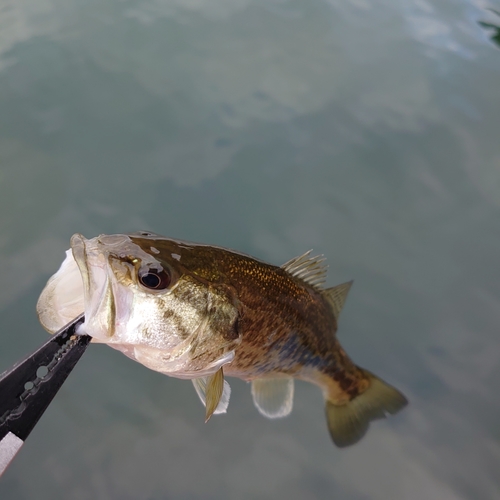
[37, 233, 118, 340]
[36, 247, 85, 334]
[70, 233, 116, 340]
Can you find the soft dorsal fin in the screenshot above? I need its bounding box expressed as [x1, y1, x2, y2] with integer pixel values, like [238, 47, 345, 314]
[191, 368, 231, 421]
[282, 250, 327, 289]
[251, 377, 294, 419]
[323, 281, 353, 319]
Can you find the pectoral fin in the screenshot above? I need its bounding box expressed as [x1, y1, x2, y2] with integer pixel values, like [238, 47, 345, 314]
[251, 377, 294, 419]
[192, 368, 231, 421]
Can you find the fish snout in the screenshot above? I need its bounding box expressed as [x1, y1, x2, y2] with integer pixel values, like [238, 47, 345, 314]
[97, 234, 131, 248]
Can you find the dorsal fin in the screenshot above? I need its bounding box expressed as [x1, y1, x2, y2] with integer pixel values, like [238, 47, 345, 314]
[323, 280, 353, 319]
[282, 250, 328, 289]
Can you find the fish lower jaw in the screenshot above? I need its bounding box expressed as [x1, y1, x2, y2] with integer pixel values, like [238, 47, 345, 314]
[78, 297, 133, 342]
[77, 319, 113, 341]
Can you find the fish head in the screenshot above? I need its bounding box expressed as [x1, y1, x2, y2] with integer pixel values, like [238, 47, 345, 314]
[37, 232, 241, 378]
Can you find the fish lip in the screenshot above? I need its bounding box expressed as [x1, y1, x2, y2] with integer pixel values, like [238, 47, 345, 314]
[70, 233, 115, 339]
[70, 233, 90, 297]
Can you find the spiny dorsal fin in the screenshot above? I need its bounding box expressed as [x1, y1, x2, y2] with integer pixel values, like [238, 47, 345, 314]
[191, 368, 231, 421]
[323, 280, 353, 319]
[282, 250, 328, 289]
[251, 377, 295, 419]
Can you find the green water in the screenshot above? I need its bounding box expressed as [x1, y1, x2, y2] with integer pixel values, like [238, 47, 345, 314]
[1, 0, 500, 498]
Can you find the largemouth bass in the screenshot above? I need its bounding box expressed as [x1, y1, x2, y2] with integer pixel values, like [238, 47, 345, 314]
[37, 232, 407, 447]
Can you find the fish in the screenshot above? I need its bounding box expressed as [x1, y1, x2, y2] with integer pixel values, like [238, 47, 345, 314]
[37, 232, 407, 447]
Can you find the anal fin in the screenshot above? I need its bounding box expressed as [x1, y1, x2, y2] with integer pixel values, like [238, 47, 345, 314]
[192, 368, 231, 421]
[251, 377, 294, 419]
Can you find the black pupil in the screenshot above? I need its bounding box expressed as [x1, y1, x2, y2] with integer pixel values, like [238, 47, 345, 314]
[139, 268, 170, 290]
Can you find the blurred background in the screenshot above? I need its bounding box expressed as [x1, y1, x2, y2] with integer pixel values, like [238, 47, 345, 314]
[1, 0, 500, 498]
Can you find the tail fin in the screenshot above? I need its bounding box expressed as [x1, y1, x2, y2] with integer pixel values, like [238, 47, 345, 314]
[325, 369, 407, 448]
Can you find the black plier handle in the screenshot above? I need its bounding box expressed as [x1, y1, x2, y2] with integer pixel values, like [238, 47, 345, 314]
[0, 315, 90, 477]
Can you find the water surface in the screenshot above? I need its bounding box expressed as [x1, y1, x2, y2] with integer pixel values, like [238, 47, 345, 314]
[1, 0, 500, 498]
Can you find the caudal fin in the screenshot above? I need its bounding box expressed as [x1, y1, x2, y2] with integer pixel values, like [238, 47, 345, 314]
[325, 369, 407, 448]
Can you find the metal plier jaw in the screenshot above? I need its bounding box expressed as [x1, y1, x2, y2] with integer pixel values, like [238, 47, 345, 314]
[0, 315, 90, 477]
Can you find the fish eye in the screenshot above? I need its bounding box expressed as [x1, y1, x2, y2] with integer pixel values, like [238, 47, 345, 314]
[138, 267, 171, 290]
